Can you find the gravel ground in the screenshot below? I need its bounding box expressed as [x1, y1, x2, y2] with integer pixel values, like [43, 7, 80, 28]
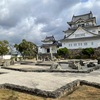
[0, 65, 100, 91]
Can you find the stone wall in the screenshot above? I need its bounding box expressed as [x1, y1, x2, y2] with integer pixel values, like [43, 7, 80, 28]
[2, 65, 100, 73]
[69, 47, 100, 59]
[38, 53, 57, 61]
[0, 80, 100, 98]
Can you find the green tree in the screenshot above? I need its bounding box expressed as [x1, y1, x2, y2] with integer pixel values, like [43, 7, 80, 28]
[0, 40, 9, 55]
[57, 47, 69, 58]
[14, 39, 37, 59]
[82, 48, 94, 58]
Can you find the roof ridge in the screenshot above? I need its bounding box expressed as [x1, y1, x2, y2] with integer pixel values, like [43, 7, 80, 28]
[73, 12, 92, 18]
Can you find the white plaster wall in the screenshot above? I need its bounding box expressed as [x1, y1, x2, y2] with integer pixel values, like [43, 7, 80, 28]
[0, 55, 11, 59]
[61, 38, 100, 49]
[38, 47, 42, 53]
[42, 48, 47, 53]
[38, 46, 58, 54]
[51, 46, 57, 53]
[38, 47, 47, 53]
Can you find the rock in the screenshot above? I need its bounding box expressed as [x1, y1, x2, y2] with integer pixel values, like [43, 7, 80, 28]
[10, 60, 14, 65]
[79, 60, 84, 66]
[97, 58, 100, 64]
[50, 62, 61, 70]
[87, 62, 95, 67]
[68, 62, 78, 69]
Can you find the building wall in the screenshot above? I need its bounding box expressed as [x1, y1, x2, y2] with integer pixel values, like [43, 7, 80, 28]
[0, 55, 11, 60]
[38, 46, 58, 54]
[61, 38, 100, 49]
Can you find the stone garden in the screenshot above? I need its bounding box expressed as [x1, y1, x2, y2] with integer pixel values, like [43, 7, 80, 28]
[0, 58, 100, 99]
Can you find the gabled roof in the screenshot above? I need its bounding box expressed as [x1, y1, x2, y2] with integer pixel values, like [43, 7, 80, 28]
[72, 11, 93, 22]
[67, 11, 96, 26]
[66, 26, 98, 38]
[41, 41, 62, 47]
[60, 35, 100, 42]
[42, 35, 55, 42]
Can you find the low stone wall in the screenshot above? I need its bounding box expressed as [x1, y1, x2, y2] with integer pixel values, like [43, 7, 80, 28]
[0, 80, 100, 98]
[69, 47, 100, 59]
[80, 80, 100, 89]
[2, 65, 100, 73]
[0, 80, 80, 98]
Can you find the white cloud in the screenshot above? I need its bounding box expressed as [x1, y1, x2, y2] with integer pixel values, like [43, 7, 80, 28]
[0, 0, 99, 45]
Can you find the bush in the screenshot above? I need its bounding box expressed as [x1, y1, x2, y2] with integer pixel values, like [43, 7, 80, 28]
[82, 48, 94, 58]
[74, 55, 81, 59]
[57, 47, 69, 59]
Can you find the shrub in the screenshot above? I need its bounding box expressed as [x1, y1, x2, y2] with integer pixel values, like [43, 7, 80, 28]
[82, 48, 94, 58]
[57, 47, 69, 59]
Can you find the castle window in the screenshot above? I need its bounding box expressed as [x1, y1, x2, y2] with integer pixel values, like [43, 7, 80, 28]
[84, 42, 87, 45]
[78, 43, 82, 46]
[80, 43, 82, 46]
[74, 43, 77, 46]
[69, 44, 72, 47]
[91, 42, 93, 45]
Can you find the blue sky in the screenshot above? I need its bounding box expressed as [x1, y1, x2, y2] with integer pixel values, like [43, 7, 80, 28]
[0, 0, 99, 45]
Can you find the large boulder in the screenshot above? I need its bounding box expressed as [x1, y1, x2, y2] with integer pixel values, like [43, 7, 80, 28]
[87, 62, 95, 67]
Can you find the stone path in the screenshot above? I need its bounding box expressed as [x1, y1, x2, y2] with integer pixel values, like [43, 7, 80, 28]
[0, 66, 100, 91]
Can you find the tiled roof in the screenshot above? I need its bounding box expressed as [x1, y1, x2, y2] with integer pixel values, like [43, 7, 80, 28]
[60, 35, 100, 42]
[41, 41, 62, 47]
[42, 36, 55, 42]
[72, 11, 92, 22]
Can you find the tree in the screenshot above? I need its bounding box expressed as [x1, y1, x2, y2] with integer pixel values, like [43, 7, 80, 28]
[14, 39, 37, 59]
[0, 40, 9, 55]
[82, 48, 94, 58]
[57, 47, 69, 58]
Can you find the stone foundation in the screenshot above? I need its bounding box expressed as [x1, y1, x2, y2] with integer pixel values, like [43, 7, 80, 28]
[0, 80, 100, 98]
[69, 47, 100, 59]
[1, 65, 100, 73]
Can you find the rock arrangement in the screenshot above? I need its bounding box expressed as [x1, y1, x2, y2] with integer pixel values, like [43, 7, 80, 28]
[2, 65, 100, 73]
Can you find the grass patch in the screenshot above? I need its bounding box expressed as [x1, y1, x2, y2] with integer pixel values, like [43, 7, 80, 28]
[0, 85, 100, 100]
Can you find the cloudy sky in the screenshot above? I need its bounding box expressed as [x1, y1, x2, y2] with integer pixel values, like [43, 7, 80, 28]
[0, 0, 100, 45]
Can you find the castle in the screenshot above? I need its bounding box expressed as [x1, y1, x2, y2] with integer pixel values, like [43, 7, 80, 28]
[38, 12, 100, 57]
[60, 11, 100, 49]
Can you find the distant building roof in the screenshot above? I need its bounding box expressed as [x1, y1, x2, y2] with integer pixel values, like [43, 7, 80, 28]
[42, 35, 55, 42]
[60, 35, 100, 42]
[72, 11, 93, 22]
[67, 11, 96, 26]
[41, 41, 62, 48]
